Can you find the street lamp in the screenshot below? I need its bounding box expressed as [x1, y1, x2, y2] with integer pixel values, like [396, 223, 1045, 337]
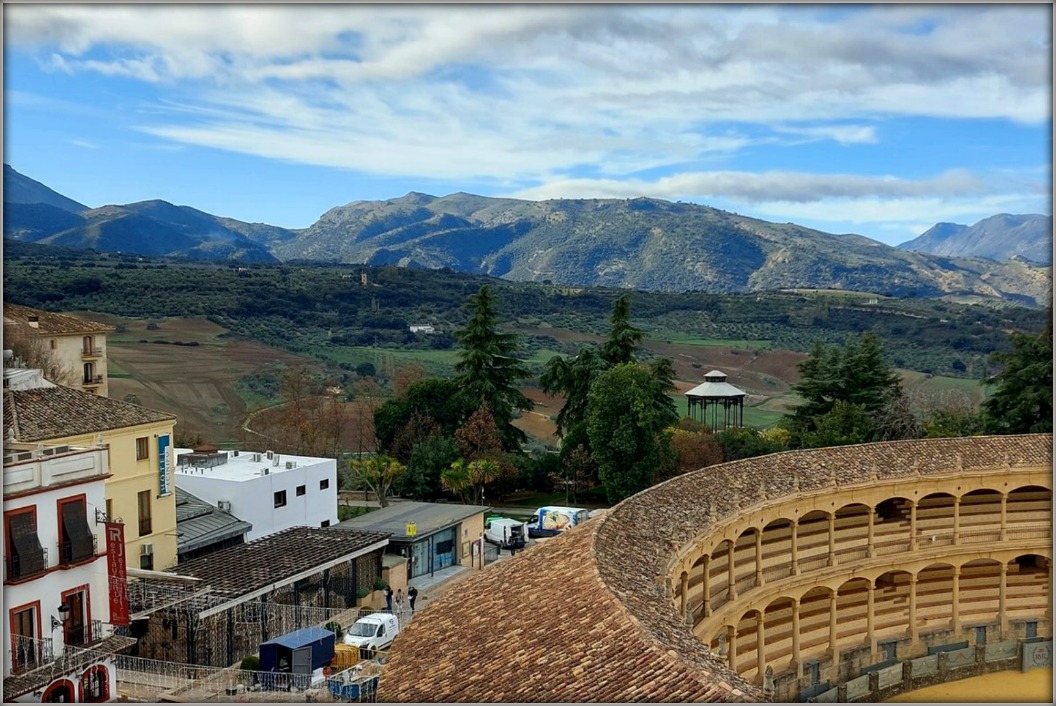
[51, 603, 71, 631]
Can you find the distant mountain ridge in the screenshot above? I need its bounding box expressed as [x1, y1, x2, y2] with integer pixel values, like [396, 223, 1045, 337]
[899, 214, 1052, 264]
[3, 165, 296, 262]
[3, 164, 1050, 306]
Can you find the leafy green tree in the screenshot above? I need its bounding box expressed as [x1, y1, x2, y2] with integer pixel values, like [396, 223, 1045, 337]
[983, 323, 1053, 434]
[453, 285, 533, 450]
[786, 332, 903, 447]
[440, 458, 503, 505]
[348, 455, 407, 508]
[587, 363, 679, 504]
[800, 401, 876, 448]
[713, 427, 788, 462]
[540, 348, 606, 437]
[373, 378, 474, 455]
[396, 436, 461, 501]
[600, 294, 644, 366]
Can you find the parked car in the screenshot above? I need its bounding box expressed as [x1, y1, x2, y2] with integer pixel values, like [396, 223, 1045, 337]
[526, 506, 589, 538]
[484, 516, 528, 549]
[343, 613, 400, 659]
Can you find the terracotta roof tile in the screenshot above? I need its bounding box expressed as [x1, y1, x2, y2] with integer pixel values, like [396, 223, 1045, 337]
[4, 385, 176, 441]
[3, 302, 114, 334]
[378, 434, 1052, 702]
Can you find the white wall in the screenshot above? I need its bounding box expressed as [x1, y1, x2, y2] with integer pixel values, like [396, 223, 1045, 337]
[176, 455, 338, 541]
[3, 479, 111, 678]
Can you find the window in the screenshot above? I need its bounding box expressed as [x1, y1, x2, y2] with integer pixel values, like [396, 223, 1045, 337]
[274, 491, 287, 508]
[62, 587, 89, 647]
[5, 508, 47, 580]
[83, 336, 93, 354]
[320, 520, 331, 528]
[50, 339, 57, 350]
[83, 362, 94, 384]
[320, 478, 330, 490]
[140, 553, 154, 570]
[296, 485, 306, 497]
[136, 437, 149, 460]
[58, 498, 94, 564]
[137, 490, 152, 537]
[11, 605, 40, 672]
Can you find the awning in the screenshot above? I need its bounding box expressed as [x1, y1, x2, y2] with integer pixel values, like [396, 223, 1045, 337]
[8, 512, 46, 576]
[61, 501, 95, 563]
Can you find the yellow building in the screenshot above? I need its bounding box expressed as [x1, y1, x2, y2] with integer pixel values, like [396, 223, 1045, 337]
[4, 383, 179, 571]
[3, 302, 114, 396]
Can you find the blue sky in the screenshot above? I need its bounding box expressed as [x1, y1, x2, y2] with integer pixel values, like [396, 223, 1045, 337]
[3, 4, 1051, 246]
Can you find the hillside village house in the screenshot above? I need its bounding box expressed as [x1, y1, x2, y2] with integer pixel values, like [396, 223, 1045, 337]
[3, 303, 114, 397]
[3, 439, 136, 702]
[4, 375, 180, 572]
[173, 447, 339, 541]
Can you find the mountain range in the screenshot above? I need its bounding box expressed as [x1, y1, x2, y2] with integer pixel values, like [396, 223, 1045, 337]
[3, 164, 1051, 306]
[898, 214, 1052, 264]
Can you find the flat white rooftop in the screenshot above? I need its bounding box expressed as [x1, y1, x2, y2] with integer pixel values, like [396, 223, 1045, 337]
[173, 448, 333, 483]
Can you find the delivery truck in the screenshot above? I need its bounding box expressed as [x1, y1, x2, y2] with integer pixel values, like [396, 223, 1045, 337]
[526, 506, 589, 538]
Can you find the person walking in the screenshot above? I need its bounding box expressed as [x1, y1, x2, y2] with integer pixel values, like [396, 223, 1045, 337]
[395, 588, 405, 615]
[407, 586, 418, 613]
[383, 584, 393, 612]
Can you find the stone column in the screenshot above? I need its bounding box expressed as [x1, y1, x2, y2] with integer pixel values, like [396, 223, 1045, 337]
[728, 624, 738, 671]
[828, 592, 839, 660]
[791, 519, 800, 576]
[953, 496, 961, 545]
[680, 571, 689, 620]
[951, 567, 961, 635]
[867, 581, 876, 659]
[867, 507, 876, 559]
[792, 599, 802, 676]
[999, 492, 1008, 542]
[728, 539, 738, 601]
[909, 500, 918, 551]
[827, 513, 836, 566]
[909, 574, 919, 644]
[756, 611, 766, 684]
[702, 555, 711, 618]
[755, 530, 764, 587]
[999, 563, 1008, 636]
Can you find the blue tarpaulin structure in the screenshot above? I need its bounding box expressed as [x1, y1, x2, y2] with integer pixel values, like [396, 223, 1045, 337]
[259, 626, 336, 674]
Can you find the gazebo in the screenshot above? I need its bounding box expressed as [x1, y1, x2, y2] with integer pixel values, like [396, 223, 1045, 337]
[685, 370, 746, 431]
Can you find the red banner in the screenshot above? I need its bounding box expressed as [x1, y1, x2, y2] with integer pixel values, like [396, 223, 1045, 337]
[105, 522, 129, 626]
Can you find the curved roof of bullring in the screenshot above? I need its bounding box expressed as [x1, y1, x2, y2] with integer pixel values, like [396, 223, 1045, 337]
[377, 434, 1052, 703]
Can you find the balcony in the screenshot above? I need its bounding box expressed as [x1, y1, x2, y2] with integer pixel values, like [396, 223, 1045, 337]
[57, 535, 98, 566]
[3, 548, 48, 582]
[81, 375, 105, 387]
[80, 347, 104, 359]
[9, 634, 54, 674]
[65, 619, 104, 648]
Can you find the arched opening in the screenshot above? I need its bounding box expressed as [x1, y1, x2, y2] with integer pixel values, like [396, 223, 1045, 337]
[796, 510, 830, 573]
[915, 492, 957, 547]
[834, 577, 871, 682]
[916, 563, 956, 635]
[832, 503, 871, 564]
[81, 664, 111, 702]
[760, 518, 795, 583]
[1006, 486, 1052, 538]
[1007, 554, 1050, 627]
[732, 528, 760, 594]
[796, 586, 834, 668]
[42, 678, 76, 703]
[873, 497, 912, 557]
[709, 540, 734, 612]
[957, 558, 1003, 637]
[873, 570, 913, 643]
[82, 335, 94, 354]
[959, 489, 1003, 544]
[763, 596, 797, 675]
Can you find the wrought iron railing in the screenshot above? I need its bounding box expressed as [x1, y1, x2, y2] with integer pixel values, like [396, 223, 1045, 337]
[81, 348, 104, 358]
[3, 548, 48, 581]
[58, 535, 98, 565]
[64, 619, 104, 648]
[9, 634, 54, 674]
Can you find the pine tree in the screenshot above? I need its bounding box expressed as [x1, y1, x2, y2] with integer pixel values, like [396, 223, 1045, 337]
[453, 285, 532, 450]
[983, 322, 1053, 434]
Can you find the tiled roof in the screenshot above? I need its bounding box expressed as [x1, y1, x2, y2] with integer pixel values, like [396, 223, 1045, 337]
[378, 434, 1052, 702]
[175, 487, 253, 554]
[3, 302, 114, 334]
[4, 386, 176, 442]
[2, 634, 137, 701]
[171, 526, 390, 598]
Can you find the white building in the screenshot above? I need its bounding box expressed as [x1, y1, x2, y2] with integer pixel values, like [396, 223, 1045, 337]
[173, 448, 338, 541]
[3, 441, 134, 702]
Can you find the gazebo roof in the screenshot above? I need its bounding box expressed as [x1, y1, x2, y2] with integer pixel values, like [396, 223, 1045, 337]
[685, 370, 746, 399]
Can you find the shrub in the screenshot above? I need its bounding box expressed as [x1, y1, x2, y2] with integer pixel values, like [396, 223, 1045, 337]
[324, 621, 343, 638]
[373, 578, 387, 590]
[240, 654, 260, 672]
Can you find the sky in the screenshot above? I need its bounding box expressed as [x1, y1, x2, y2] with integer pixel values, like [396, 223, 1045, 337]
[3, 3, 1052, 246]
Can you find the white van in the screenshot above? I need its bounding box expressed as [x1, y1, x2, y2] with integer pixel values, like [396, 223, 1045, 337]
[343, 613, 400, 659]
[484, 516, 528, 549]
